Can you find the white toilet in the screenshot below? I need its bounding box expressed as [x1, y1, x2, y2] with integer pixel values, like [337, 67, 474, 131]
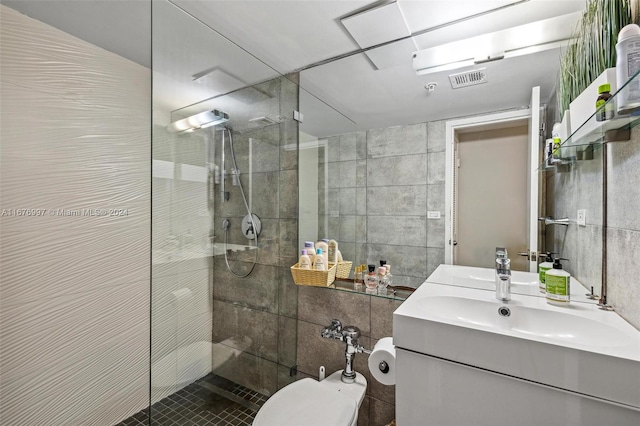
[252, 369, 367, 426]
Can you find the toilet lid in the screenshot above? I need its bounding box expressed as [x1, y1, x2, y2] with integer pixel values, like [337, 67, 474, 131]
[253, 378, 356, 426]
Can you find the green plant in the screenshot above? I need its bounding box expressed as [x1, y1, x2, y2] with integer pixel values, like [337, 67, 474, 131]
[558, 0, 636, 114]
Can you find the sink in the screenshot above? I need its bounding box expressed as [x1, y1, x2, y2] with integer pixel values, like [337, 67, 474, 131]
[394, 282, 640, 409]
[426, 264, 596, 302]
[416, 295, 631, 349]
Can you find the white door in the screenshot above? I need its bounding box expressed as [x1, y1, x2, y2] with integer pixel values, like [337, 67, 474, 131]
[445, 87, 541, 272]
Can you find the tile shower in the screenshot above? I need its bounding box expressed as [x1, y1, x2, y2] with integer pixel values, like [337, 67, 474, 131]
[149, 75, 300, 422]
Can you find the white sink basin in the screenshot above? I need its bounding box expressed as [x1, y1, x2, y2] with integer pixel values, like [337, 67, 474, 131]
[426, 264, 596, 303]
[417, 295, 631, 349]
[394, 282, 640, 409]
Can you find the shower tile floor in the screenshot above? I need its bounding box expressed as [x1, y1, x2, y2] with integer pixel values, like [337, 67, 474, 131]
[116, 374, 269, 426]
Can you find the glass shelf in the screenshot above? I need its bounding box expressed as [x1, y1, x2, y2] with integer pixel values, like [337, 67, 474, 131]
[321, 278, 413, 301]
[538, 69, 640, 171]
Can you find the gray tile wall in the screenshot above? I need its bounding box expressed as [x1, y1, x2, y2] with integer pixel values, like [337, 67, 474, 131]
[606, 126, 640, 329]
[547, 126, 640, 330]
[319, 121, 448, 288]
[545, 152, 604, 296]
[211, 76, 300, 395]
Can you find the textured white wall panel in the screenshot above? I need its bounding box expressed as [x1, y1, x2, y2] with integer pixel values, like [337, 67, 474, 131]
[0, 5, 150, 426]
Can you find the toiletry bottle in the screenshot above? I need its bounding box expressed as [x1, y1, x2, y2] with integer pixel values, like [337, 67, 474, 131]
[365, 264, 378, 290]
[316, 240, 329, 266]
[304, 241, 316, 264]
[552, 137, 561, 159]
[616, 24, 640, 114]
[299, 249, 312, 269]
[314, 248, 327, 271]
[328, 239, 339, 264]
[545, 258, 570, 305]
[337, 249, 343, 262]
[385, 264, 393, 287]
[538, 252, 555, 292]
[544, 139, 554, 167]
[354, 265, 363, 289]
[377, 266, 389, 290]
[596, 84, 614, 121]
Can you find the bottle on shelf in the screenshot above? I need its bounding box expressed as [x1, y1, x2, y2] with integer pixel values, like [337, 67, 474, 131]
[314, 248, 327, 271]
[385, 264, 393, 288]
[365, 264, 378, 290]
[298, 249, 312, 270]
[328, 239, 339, 263]
[316, 240, 329, 266]
[304, 241, 316, 264]
[354, 265, 363, 289]
[377, 266, 389, 293]
[596, 83, 614, 121]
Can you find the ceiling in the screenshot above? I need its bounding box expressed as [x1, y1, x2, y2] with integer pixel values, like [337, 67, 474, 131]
[3, 0, 587, 137]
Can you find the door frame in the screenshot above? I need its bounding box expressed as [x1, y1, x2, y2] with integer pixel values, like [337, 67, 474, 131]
[444, 108, 534, 266]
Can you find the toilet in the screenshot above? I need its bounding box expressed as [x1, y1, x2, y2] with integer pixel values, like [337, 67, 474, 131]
[252, 369, 367, 426]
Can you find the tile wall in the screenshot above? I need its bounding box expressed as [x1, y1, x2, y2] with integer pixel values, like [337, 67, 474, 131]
[607, 127, 640, 328]
[319, 121, 448, 287]
[547, 125, 640, 330]
[0, 5, 150, 425]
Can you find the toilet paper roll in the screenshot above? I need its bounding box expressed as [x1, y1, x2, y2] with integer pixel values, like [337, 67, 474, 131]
[368, 337, 396, 385]
[172, 288, 193, 302]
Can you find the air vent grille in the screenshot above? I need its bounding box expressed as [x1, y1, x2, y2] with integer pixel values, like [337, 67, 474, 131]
[449, 68, 488, 89]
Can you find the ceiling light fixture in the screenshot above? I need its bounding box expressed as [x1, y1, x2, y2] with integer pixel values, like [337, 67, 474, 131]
[166, 109, 229, 133]
[413, 39, 573, 75]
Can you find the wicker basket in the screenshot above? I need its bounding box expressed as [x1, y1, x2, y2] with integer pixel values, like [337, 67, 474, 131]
[290, 262, 337, 287]
[335, 261, 353, 279]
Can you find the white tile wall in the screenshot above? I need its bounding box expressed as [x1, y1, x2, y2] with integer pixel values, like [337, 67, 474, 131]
[0, 5, 150, 425]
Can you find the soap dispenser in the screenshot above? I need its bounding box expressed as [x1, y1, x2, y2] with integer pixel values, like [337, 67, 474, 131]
[545, 258, 570, 305]
[538, 252, 556, 292]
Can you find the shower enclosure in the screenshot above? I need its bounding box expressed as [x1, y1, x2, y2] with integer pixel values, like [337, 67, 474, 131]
[147, 1, 300, 424]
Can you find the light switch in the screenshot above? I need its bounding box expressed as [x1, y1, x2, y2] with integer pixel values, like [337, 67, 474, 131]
[427, 211, 441, 219]
[577, 209, 586, 226]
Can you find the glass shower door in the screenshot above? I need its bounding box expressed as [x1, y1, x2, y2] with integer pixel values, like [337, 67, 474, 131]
[149, 1, 299, 424]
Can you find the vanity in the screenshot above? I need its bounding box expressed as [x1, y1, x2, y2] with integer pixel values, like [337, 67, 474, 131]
[393, 265, 640, 426]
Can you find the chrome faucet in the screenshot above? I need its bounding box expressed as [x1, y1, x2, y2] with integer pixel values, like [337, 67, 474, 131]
[321, 319, 371, 384]
[495, 247, 511, 302]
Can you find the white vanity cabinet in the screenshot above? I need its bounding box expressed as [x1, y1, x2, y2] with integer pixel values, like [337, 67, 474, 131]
[393, 270, 640, 426]
[396, 348, 640, 426]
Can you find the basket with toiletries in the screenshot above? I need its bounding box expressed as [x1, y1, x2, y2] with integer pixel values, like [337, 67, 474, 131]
[290, 262, 337, 287]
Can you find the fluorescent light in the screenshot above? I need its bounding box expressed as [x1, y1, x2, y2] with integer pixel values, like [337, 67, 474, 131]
[414, 39, 573, 75]
[415, 59, 475, 75]
[412, 12, 580, 76]
[504, 39, 574, 59]
[167, 109, 229, 133]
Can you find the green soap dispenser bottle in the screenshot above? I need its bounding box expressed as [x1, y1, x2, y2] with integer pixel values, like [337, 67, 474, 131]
[545, 258, 570, 306]
[538, 252, 555, 292]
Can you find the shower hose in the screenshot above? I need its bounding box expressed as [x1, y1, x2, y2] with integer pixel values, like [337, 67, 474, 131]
[222, 127, 258, 278]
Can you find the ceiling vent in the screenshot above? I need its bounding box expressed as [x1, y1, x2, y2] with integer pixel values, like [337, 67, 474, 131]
[449, 68, 488, 89]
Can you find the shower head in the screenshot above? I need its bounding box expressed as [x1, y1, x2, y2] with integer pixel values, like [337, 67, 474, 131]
[167, 109, 229, 133]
